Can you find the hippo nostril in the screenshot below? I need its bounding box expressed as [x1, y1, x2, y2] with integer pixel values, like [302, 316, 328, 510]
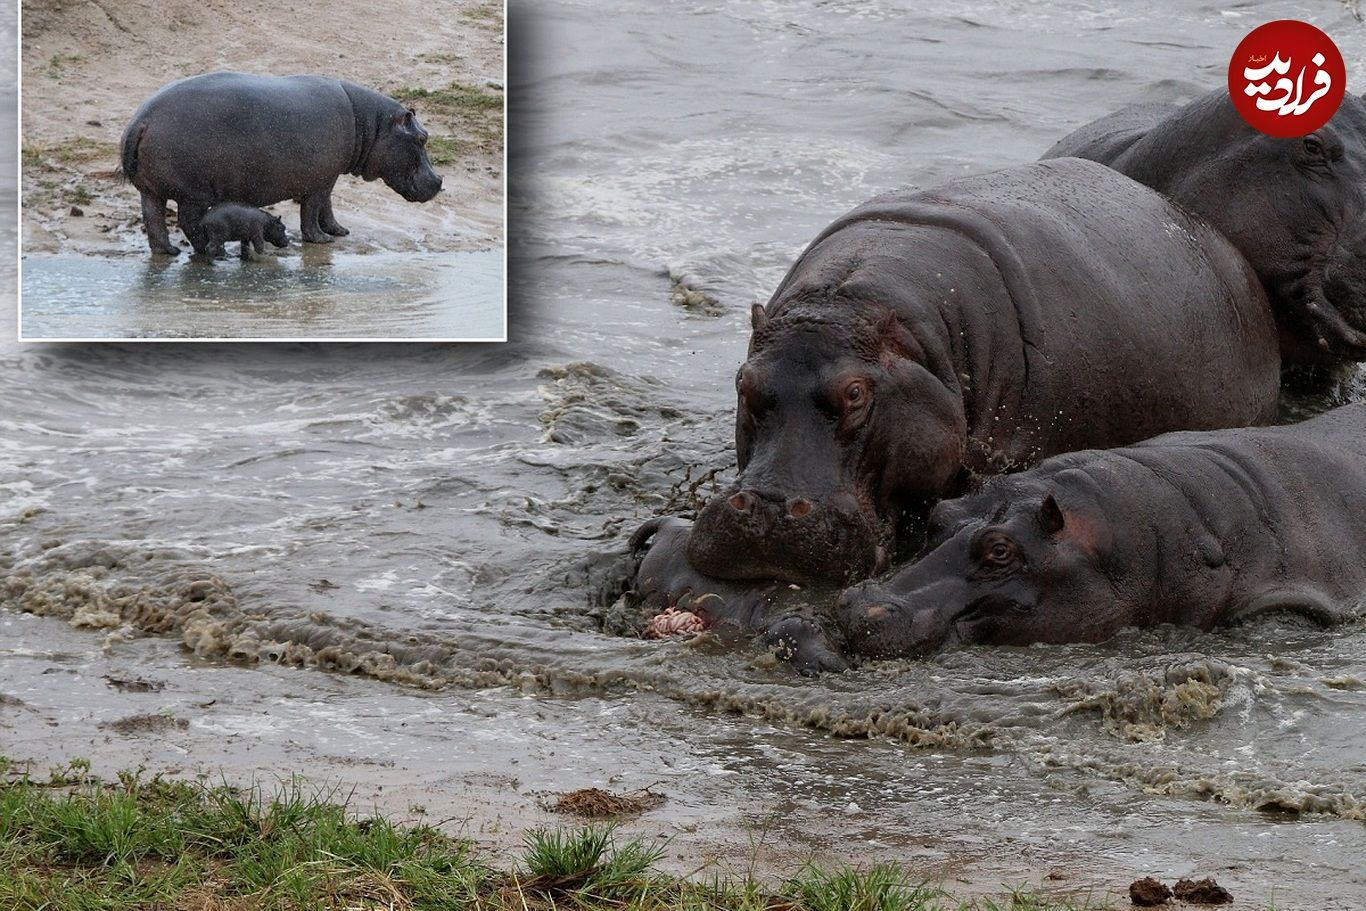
[788, 498, 813, 519]
[727, 492, 751, 512]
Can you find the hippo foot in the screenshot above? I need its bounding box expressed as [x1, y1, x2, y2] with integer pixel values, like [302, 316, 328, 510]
[323, 223, 350, 237]
[302, 231, 335, 244]
[150, 244, 181, 257]
[760, 616, 849, 676]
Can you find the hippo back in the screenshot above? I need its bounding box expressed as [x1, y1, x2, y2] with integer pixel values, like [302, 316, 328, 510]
[770, 158, 1281, 468]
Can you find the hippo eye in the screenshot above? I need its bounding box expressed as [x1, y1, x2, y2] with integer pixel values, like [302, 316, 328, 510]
[841, 379, 871, 410]
[1303, 135, 1325, 157]
[978, 532, 1018, 567]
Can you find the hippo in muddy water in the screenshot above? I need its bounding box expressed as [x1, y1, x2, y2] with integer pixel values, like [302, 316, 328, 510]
[120, 72, 443, 255]
[836, 403, 1366, 659]
[684, 158, 1282, 590]
[629, 516, 848, 673]
[1043, 89, 1366, 365]
[196, 203, 288, 260]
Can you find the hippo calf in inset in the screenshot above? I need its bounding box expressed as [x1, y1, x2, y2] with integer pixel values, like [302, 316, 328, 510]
[684, 158, 1282, 590]
[1044, 89, 1366, 365]
[197, 203, 288, 260]
[120, 72, 443, 256]
[836, 403, 1366, 659]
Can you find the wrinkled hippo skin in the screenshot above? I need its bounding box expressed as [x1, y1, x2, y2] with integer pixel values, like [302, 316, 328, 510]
[837, 403, 1366, 658]
[197, 203, 288, 260]
[1044, 89, 1366, 365]
[120, 72, 443, 255]
[687, 158, 1282, 588]
[630, 517, 847, 674]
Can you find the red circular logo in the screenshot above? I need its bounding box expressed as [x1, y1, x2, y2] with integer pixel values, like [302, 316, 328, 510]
[1227, 20, 1346, 138]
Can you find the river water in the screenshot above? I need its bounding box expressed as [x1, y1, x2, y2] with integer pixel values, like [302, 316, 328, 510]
[2, 0, 1365, 906]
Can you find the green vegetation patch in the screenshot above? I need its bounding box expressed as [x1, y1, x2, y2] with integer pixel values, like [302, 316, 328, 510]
[0, 758, 1117, 910]
[22, 136, 119, 172]
[391, 82, 505, 157]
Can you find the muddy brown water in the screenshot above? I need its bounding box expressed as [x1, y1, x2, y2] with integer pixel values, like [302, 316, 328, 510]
[3, 0, 1366, 906]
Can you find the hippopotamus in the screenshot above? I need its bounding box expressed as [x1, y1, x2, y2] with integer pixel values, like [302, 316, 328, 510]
[836, 403, 1366, 658]
[1043, 89, 1366, 365]
[630, 516, 848, 673]
[120, 72, 443, 255]
[684, 158, 1282, 589]
[196, 203, 288, 260]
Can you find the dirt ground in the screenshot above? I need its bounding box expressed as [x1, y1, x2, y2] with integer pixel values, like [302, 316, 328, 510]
[20, 0, 504, 255]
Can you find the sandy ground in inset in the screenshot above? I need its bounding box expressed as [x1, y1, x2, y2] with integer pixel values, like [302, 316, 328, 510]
[20, 0, 504, 255]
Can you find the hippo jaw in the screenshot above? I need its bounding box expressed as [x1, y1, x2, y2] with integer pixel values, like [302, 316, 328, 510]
[688, 484, 890, 587]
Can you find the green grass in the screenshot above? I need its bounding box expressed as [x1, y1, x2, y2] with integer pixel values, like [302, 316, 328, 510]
[21, 137, 118, 172]
[391, 82, 505, 156]
[0, 758, 1115, 910]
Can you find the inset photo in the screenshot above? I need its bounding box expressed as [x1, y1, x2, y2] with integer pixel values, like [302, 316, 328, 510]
[18, 0, 505, 341]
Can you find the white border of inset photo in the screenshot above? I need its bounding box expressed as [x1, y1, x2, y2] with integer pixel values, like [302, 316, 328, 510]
[15, 0, 508, 343]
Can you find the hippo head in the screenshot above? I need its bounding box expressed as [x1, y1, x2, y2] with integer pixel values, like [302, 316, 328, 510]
[264, 214, 288, 248]
[687, 304, 965, 587]
[834, 475, 1124, 657]
[364, 107, 443, 202]
[1133, 93, 1366, 362]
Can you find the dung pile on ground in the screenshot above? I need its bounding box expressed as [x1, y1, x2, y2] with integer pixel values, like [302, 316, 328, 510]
[549, 786, 665, 819]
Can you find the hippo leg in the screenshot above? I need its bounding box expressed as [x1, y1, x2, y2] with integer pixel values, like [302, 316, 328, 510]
[298, 191, 336, 244]
[252, 234, 266, 256]
[139, 192, 179, 256]
[178, 201, 209, 254]
[202, 224, 226, 259]
[319, 194, 350, 237]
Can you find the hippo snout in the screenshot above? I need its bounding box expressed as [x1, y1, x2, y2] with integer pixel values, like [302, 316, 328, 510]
[834, 581, 954, 659]
[687, 486, 884, 586]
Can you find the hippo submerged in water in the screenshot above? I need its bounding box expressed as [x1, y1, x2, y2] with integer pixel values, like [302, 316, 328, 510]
[837, 403, 1366, 659]
[1044, 89, 1366, 365]
[682, 157, 1281, 590]
[629, 516, 848, 671]
[120, 72, 443, 255]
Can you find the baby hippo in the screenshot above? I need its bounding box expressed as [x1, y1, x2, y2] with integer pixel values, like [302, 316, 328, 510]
[630, 516, 847, 673]
[836, 404, 1366, 658]
[198, 203, 289, 259]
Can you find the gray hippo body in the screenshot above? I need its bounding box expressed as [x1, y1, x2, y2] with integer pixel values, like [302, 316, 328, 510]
[198, 203, 288, 259]
[684, 158, 1282, 590]
[1044, 90, 1366, 365]
[837, 403, 1366, 658]
[120, 72, 442, 255]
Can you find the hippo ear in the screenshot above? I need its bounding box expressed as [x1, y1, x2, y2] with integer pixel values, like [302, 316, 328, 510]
[1039, 489, 1113, 556]
[877, 310, 926, 364]
[1038, 493, 1066, 535]
[751, 303, 770, 332]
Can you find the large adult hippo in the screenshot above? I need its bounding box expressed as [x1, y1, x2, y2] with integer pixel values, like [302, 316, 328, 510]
[836, 403, 1366, 658]
[120, 72, 443, 255]
[685, 158, 1282, 589]
[1043, 89, 1366, 364]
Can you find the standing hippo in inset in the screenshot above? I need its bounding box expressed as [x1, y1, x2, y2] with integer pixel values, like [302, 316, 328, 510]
[836, 403, 1366, 659]
[1043, 89, 1366, 365]
[682, 158, 1282, 589]
[120, 72, 443, 256]
[197, 203, 288, 260]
